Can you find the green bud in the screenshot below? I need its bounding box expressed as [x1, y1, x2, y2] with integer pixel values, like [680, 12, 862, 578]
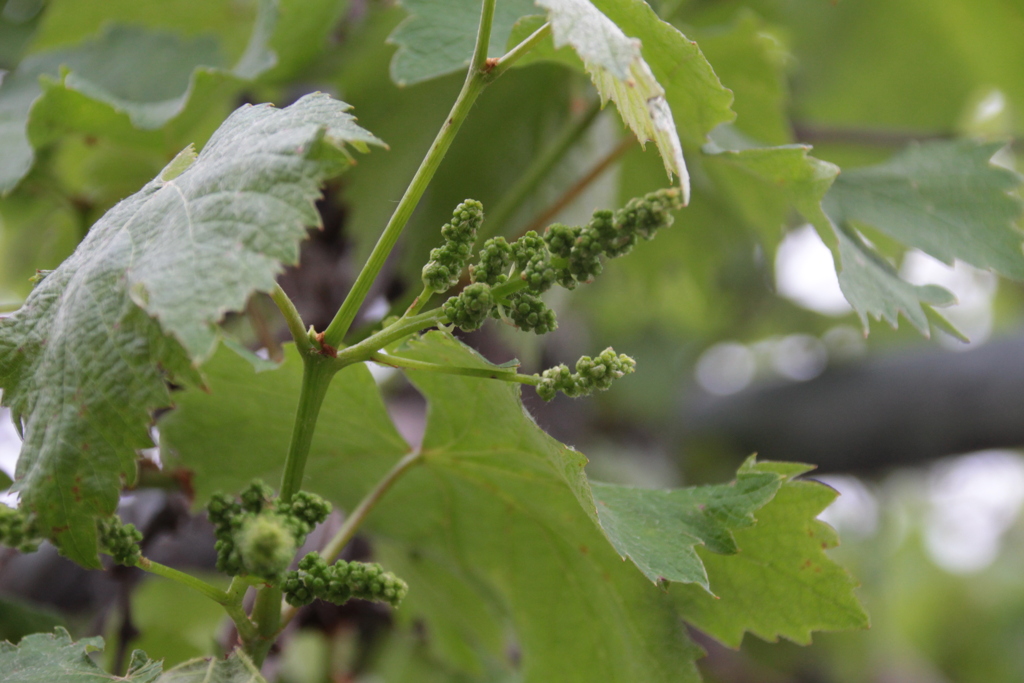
[442, 282, 495, 331]
[534, 348, 635, 401]
[422, 199, 485, 293]
[507, 292, 557, 334]
[470, 236, 513, 285]
[237, 513, 296, 581]
[0, 505, 41, 553]
[97, 516, 143, 567]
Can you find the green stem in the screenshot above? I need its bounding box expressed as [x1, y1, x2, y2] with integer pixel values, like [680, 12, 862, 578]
[323, 450, 424, 564]
[137, 558, 260, 643]
[278, 356, 337, 502]
[270, 283, 312, 353]
[137, 557, 232, 604]
[404, 285, 435, 318]
[333, 309, 447, 368]
[322, 0, 498, 347]
[487, 22, 552, 82]
[490, 278, 529, 301]
[370, 352, 540, 384]
[247, 586, 281, 667]
[279, 450, 425, 627]
[482, 96, 602, 239]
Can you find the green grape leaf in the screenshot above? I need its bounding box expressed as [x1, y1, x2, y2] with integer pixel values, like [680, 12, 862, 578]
[591, 457, 783, 589]
[0, 627, 162, 683]
[537, 0, 689, 198]
[0, 0, 278, 195]
[28, 0, 264, 60]
[587, 0, 734, 147]
[159, 342, 409, 505]
[703, 142, 839, 250]
[382, 333, 706, 681]
[0, 93, 381, 566]
[829, 221, 957, 336]
[387, 0, 537, 86]
[154, 652, 266, 683]
[162, 331, 705, 682]
[824, 140, 1024, 278]
[1, 24, 225, 193]
[673, 466, 869, 647]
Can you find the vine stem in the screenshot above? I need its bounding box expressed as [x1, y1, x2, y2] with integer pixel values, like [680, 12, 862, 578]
[322, 0, 499, 346]
[279, 450, 425, 628]
[488, 22, 551, 81]
[332, 309, 448, 367]
[278, 356, 337, 502]
[136, 557, 258, 642]
[137, 557, 231, 604]
[370, 352, 541, 385]
[270, 283, 313, 353]
[404, 284, 435, 318]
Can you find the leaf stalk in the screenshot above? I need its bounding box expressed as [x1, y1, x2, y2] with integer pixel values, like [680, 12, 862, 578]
[370, 351, 540, 385]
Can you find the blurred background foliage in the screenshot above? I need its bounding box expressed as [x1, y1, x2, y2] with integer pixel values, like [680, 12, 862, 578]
[2, 0, 1024, 681]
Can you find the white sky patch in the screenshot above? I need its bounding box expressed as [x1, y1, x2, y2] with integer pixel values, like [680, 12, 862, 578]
[695, 342, 756, 395]
[900, 251, 998, 349]
[775, 224, 852, 316]
[0, 405, 21, 506]
[366, 361, 399, 385]
[924, 450, 1024, 574]
[362, 296, 391, 325]
[816, 474, 880, 539]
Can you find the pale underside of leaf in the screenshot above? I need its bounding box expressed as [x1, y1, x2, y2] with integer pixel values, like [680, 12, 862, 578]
[0, 627, 162, 682]
[536, 0, 689, 202]
[0, 93, 381, 566]
[0, 626, 266, 683]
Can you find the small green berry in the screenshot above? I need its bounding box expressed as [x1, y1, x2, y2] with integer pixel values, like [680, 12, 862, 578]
[239, 480, 274, 513]
[534, 348, 636, 401]
[470, 236, 513, 285]
[442, 282, 495, 331]
[507, 292, 557, 334]
[97, 516, 143, 567]
[0, 505, 41, 553]
[421, 199, 484, 293]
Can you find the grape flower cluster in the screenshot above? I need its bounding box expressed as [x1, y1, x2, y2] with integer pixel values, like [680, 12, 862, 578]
[0, 504, 41, 553]
[206, 480, 331, 583]
[421, 199, 485, 293]
[97, 515, 144, 567]
[0, 501, 145, 565]
[431, 188, 682, 339]
[283, 551, 408, 608]
[418, 189, 680, 400]
[535, 348, 637, 401]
